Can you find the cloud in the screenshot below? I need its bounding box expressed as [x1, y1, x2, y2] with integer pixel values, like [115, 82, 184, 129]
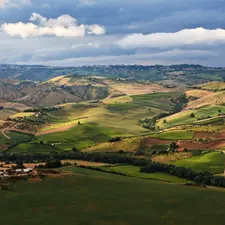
[0, 0, 31, 8]
[1, 12, 106, 38]
[25, 49, 215, 67]
[78, 0, 96, 5]
[117, 27, 225, 49]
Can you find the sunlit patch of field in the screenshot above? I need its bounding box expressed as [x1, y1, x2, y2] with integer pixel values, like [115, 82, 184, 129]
[186, 91, 225, 109]
[38, 118, 87, 132]
[150, 130, 194, 140]
[61, 160, 111, 167]
[172, 151, 225, 173]
[152, 152, 193, 164]
[185, 125, 225, 132]
[186, 89, 213, 99]
[84, 137, 143, 153]
[105, 80, 169, 95]
[157, 105, 225, 129]
[198, 81, 225, 90]
[47, 75, 66, 83]
[10, 112, 36, 119]
[103, 95, 133, 104]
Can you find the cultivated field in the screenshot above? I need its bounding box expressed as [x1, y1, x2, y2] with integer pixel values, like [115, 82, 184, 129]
[173, 151, 225, 173]
[0, 167, 224, 225]
[198, 81, 225, 91]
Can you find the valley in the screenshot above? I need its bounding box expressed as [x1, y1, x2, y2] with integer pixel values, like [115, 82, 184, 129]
[1, 64, 225, 225]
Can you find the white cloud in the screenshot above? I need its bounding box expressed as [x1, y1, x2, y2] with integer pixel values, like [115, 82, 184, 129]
[78, 0, 96, 6]
[1, 13, 106, 38]
[117, 27, 225, 49]
[71, 42, 100, 49]
[0, 0, 30, 8]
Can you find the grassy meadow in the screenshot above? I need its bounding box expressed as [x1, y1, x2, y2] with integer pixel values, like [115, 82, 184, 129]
[150, 130, 194, 140]
[0, 167, 225, 225]
[157, 105, 225, 129]
[173, 151, 225, 174]
[0, 131, 34, 150]
[103, 165, 189, 184]
[10, 143, 59, 153]
[37, 123, 121, 150]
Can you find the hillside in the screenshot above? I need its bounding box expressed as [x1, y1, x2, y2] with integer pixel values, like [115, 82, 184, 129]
[0, 75, 174, 107]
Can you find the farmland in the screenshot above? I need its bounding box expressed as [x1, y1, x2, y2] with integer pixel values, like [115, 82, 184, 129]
[36, 123, 122, 151]
[103, 165, 189, 183]
[198, 81, 225, 91]
[150, 130, 194, 140]
[173, 151, 225, 173]
[0, 167, 225, 225]
[157, 105, 225, 129]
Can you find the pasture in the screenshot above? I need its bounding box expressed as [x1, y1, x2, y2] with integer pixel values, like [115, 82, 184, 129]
[47, 104, 155, 135]
[10, 112, 35, 119]
[199, 81, 225, 91]
[10, 143, 59, 153]
[185, 89, 212, 98]
[0, 167, 224, 225]
[173, 151, 225, 174]
[103, 165, 189, 184]
[85, 137, 142, 153]
[36, 123, 121, 150]
[150, 130, 194, 140]
[186, 91, 225, 109]
[103, 95, 133, 104]
[0, 131, 34, 150]
[157, 105, 225, 129]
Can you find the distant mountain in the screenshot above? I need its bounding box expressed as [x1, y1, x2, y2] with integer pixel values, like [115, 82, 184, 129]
[1, 64, 225, 83]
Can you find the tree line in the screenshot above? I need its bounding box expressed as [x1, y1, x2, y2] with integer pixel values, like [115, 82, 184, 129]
[0, 151, 224, 188]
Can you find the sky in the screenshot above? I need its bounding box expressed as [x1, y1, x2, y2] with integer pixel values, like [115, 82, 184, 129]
[0, 0, 225, 66]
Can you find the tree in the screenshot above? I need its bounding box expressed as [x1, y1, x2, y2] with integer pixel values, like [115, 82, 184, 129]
[72, 147, 79, 152]
[45, 159, 62, 168]
[16, 160, 24, 169]
[78, 121, 81, 125]
[169, 142, 178, 152]
[190, 113, 195, 118]
[163, 119, 167, 123]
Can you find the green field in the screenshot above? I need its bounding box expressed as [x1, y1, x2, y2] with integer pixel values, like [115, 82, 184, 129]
[103, 165, 189, 184]
[150, 130, 194, 140]
[157, 105, 225, 129]
[0, 131, 34, 147]
[0, 167, 225, 225]
[47, 104, 156, 135]
[10, 143, 58, 153]
[37, 123, 121, 150]
[199, 81, 225, 90]
[132, 92, 180, 111]
[173, 151, 225, 173]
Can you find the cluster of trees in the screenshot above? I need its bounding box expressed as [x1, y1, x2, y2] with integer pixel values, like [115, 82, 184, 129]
[0, 151, 149, 167]
[72, 104, 99, 109]
[140, 94, 188, 130]
[24, 107, 59, 113]
[1, 151, 224, 188]
[108, 137, 122, 142]
[140, 163, 225, 187]
[169, 93, 188, 114]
